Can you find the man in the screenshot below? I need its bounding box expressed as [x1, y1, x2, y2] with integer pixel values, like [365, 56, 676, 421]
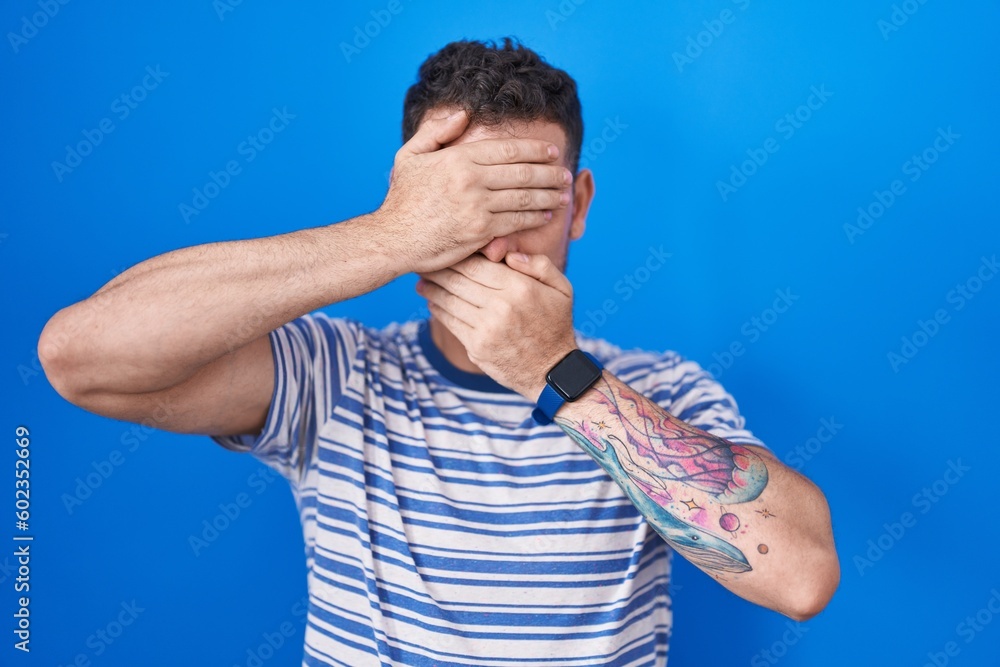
[40, 38, 838, 666]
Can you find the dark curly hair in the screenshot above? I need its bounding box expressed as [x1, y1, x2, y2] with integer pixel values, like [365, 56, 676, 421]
[402, 38, 584, 173]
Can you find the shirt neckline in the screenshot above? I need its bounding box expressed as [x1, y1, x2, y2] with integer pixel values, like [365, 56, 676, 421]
[416, 320, 516, 394]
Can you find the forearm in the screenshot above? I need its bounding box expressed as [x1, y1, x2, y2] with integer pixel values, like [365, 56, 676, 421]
[555, 372, 839, 620]
[40, 213, 403, 396]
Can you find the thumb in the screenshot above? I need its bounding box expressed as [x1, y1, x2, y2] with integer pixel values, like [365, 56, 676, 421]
[505, 252, 572, 297]
[398, 108, 469, 159]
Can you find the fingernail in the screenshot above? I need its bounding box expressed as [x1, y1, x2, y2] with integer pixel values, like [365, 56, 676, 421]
[547, 145, 559, 159]
[563, 169, 572, 185]
[560, 191, 571, 206]
[511, 252, 530, 262]
[544, 210, 553, 220]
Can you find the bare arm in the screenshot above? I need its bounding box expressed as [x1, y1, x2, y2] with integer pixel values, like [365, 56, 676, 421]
[39, 109, 574, 436]
[39, 217, 401, 435]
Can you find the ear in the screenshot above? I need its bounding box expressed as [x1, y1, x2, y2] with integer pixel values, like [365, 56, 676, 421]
[568, 168, 595, 241]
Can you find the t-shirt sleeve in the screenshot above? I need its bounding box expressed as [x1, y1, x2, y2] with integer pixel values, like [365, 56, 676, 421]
[644, 354, 768, 450]
[211, 314, 361, 484]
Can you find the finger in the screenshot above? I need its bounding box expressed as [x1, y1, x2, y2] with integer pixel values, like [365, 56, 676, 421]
[416, 278, 482, 321]
[419, 267, 495, 306]
[426, 301, 475, 342]
[397, 109, 469, 159]
[485, 187, 570, 214]
[504, 252, 572, 297]
[481, 164, 573, 191]
[444, 255, 513, 290]
[488, 210, 555, 236]
[465, 138, 561, 166]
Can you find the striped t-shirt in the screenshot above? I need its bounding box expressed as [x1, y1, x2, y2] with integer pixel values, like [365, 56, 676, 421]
[214, 315, 766, 667]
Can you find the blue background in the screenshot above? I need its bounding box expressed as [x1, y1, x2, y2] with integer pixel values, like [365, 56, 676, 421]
[4, 1, 999, 665]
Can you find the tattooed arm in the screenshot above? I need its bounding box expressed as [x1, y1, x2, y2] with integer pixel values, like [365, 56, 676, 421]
[554, 371, 839, 620]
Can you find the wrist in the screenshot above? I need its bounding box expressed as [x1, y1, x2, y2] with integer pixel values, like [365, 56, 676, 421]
[520, 341, 578, 401]
[357, 209, 417, 278]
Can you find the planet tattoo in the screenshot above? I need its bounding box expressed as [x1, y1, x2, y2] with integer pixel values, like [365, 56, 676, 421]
[719, 512, 740, 536]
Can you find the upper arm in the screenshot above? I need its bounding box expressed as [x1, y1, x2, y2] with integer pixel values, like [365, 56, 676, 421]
[78, 334, 275, 437]
[73, 314, 360, 486]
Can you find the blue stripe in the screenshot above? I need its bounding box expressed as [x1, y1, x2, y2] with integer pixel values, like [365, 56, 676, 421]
[311, 531, 669, 614]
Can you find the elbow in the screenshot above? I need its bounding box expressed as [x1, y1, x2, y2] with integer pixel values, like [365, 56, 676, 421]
[783, 551, 840, 622]
[38, 310, 91, 405]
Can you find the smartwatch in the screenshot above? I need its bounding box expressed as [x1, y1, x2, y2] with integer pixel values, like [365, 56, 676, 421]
[531, 350, 604, 425]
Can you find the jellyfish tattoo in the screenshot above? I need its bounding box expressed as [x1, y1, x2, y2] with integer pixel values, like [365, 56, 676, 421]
[556, 379, 769, 574]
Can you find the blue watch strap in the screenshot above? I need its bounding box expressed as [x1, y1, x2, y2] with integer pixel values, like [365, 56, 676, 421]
[531, 384, 564, 425]
[531, 351, 602, 425]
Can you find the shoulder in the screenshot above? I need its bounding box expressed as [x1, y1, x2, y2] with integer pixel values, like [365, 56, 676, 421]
[578, 337, 733, 411]
[577, 335, 710, 399]
[579, 335, 765, 447]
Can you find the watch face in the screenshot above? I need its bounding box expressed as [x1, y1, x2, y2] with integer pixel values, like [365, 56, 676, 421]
[547, 350, 603, 401]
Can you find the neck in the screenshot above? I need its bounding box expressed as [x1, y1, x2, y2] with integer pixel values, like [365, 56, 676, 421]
[428, 317, 484, 375]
